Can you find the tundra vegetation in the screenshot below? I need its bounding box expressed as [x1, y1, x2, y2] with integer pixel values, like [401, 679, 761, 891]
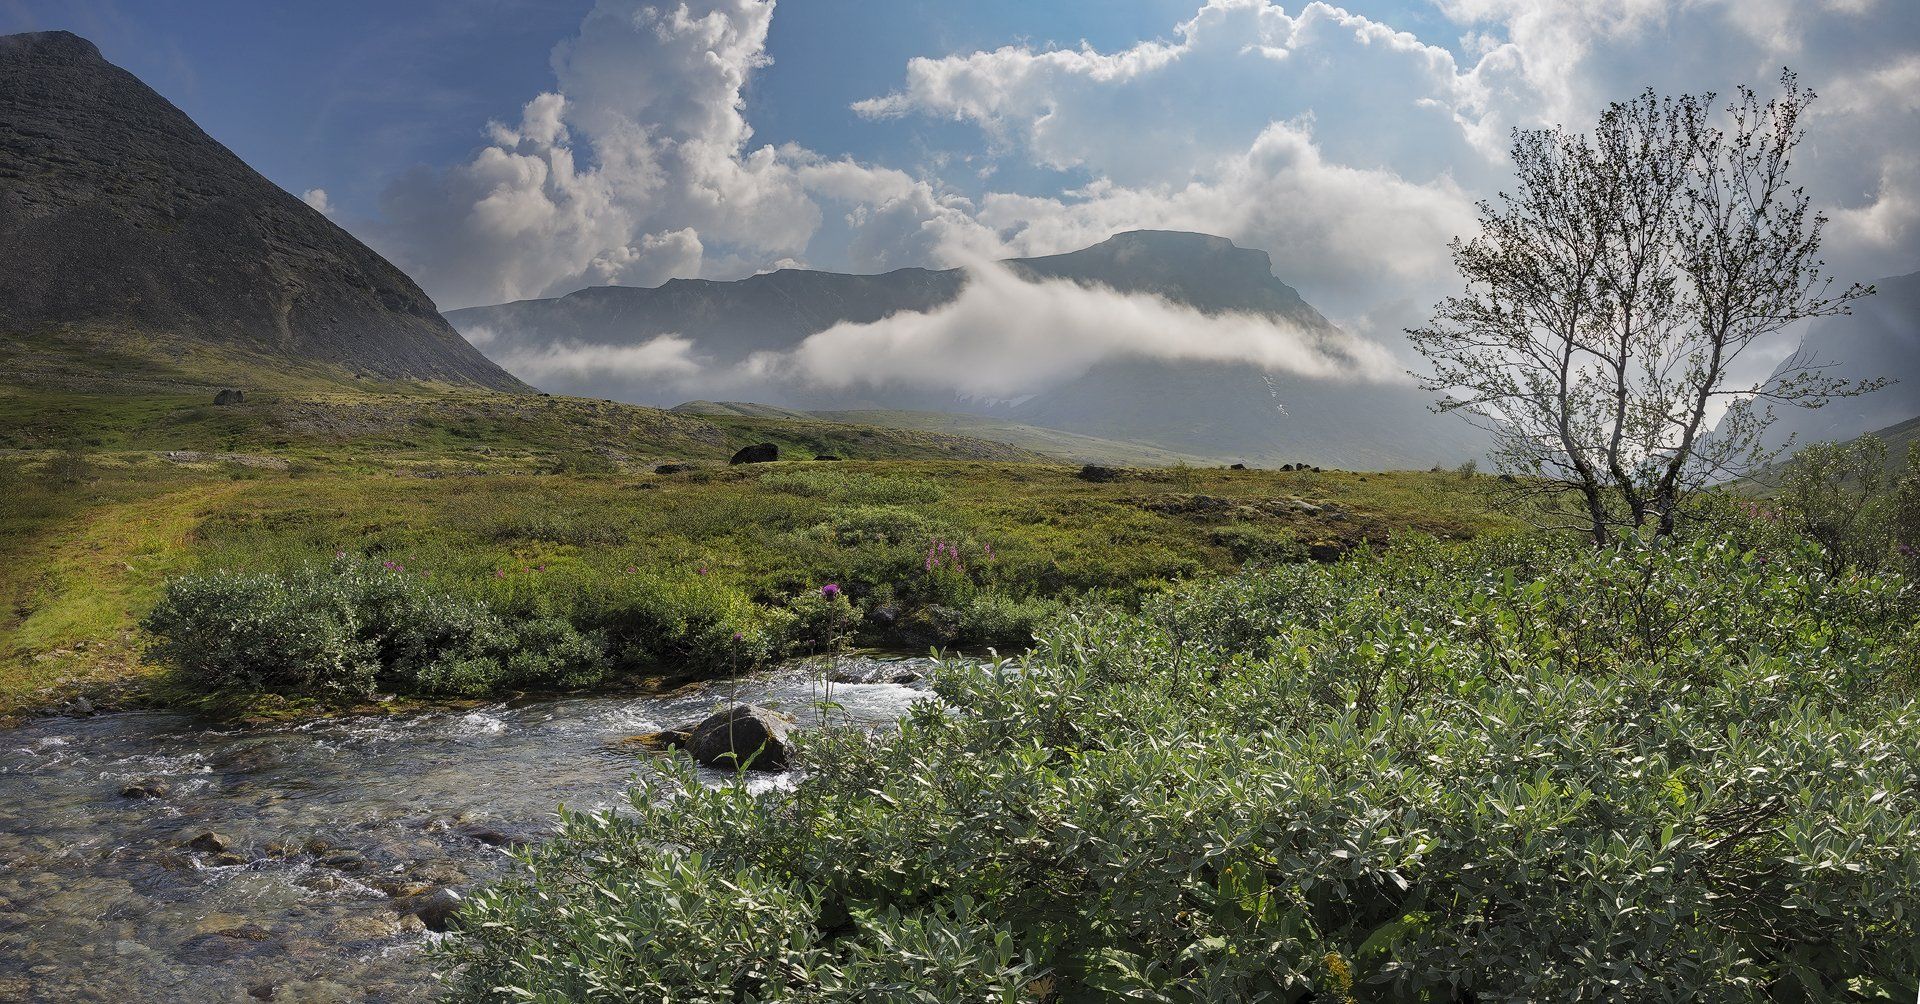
[425, 73, 1920, 1001]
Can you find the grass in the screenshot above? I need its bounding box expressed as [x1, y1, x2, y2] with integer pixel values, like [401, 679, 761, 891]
[0, 441, 1514, 715]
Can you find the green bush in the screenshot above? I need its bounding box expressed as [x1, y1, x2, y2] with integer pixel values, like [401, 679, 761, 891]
[760, 469, 947, 505]
[142, 556, 612, 698]
[1775, 436, 1920, 575]
[140, 568, 377, 697]
[444, 534, 1920, 1001]
[569, 570, 785, 675]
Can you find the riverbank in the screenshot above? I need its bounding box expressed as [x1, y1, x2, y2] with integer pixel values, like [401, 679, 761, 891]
[0, 656, 940, 1003]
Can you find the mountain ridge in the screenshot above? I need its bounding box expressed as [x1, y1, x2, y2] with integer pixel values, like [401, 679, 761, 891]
[0, 30, 523, 392]
[449, 230, 1487, 470]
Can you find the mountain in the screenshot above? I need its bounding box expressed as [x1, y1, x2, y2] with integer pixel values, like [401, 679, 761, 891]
[1760, 269, 1920, 451]
[0, 30, 522, 392]
[450, 231, 1486, 469]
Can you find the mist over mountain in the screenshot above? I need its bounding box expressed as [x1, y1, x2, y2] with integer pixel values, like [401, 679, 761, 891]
[0, 31, 522, 391]
[450, 231, 1487, 469]
[1762, 269, 1920, 453]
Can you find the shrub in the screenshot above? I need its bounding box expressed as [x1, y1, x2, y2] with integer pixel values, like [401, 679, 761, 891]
[142, 557, 613, 698]
[141, 568, 377, 697]
[444, 534, 1920, 1001]
[760, 469, 946, 505]
[571, 571, 783, 675]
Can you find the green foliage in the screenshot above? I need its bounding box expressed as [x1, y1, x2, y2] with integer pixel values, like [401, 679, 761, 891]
[142, 556, 610, 698]
[1776, 436, 1920, 575]
[38, 448, 92, 487]
[445, 534, 1920, 1001]
[760, 468, 948, 505]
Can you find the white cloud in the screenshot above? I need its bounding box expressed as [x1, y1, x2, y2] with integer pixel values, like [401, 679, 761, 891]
[484, 333, 706, 382]
[751, 262, 1406, 398]
[362, 0, 1919, 337]
[300, 188, 333, 215]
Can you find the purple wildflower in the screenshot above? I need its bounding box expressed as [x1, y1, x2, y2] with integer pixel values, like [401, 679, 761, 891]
[821, 583, 841, 599]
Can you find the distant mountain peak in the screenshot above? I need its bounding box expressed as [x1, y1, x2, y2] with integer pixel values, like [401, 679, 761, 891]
[0, 29, 524, 391]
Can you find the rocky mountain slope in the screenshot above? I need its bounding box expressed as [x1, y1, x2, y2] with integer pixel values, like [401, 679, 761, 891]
[0, 30, 522, 392]
[1760, 269, 1920, 453]
[451, 231, 1487, 469]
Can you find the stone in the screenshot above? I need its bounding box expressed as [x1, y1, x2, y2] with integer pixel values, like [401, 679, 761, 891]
[1076, 464, 1123, 483]
[397, 887, 464, 932]
[829, 664, 923, 685]
[213, 388, 246, 405]
[677, 704, 793, 771]
[1228, 462, 1247, 470]
[728, 443, 779, 465]
[653, 462, 693, 474]
[119, 779, 171, 799]
[186, 831, 231, 853]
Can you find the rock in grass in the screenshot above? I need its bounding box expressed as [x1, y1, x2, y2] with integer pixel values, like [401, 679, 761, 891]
[728, 443, 779, 465]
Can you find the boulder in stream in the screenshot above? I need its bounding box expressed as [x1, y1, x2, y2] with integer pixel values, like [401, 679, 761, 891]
[398, 887, 465, 932]
[187, 831, 232, 853]
[632, 703, 794, 771]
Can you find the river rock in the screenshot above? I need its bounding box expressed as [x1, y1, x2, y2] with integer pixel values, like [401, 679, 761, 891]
[680, 704, 793, 771]
[829, 664, 922, 685]
[398, 887, 464, 932]
[187, 831, 231, 853]
[728, 443, 779, 465]
[119, 779, 171, 800]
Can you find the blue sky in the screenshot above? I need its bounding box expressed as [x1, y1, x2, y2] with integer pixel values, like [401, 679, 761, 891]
[5, 0, 1917, 323]
[4, 0, 1452, 218]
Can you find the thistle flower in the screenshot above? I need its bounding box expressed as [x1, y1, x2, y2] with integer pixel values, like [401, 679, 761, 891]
[821, 583, 841, 599]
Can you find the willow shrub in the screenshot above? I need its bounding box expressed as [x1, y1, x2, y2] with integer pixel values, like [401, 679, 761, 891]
[444, 534, 1920, 1002]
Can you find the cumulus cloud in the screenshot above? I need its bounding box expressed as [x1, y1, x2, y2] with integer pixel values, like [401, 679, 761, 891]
[755, 263, 1406, 398]
[373, 0, 990, 309]
[362, 0, 1918, 356]
[300, 188, 333, 215]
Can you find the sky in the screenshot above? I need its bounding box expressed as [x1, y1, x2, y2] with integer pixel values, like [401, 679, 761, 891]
[6, 0, 1919, 351]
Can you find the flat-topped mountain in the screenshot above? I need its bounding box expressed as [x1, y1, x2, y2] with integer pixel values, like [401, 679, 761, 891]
[0, 30, 522, 391]
[452, 231, 1487, 469]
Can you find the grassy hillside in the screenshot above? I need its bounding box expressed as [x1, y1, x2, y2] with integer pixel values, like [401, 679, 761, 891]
[676, 401, 1229, 466]
[1, 443, 1511, 715]
[807, 409, 1230, 466]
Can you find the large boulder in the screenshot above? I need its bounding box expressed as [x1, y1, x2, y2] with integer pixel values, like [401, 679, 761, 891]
[213, 388, 246, 405]
[728, 443, 779, 465]
[679, 704, 793, 771]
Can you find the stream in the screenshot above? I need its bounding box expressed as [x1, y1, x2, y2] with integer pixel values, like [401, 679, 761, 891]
[0, 658, 940, 1003]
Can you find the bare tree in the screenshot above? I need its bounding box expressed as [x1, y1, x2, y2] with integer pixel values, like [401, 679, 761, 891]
[1410, 71, 1875, 544]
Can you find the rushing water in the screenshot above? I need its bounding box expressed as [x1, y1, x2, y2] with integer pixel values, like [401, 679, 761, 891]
[0, 658, 940, 1003]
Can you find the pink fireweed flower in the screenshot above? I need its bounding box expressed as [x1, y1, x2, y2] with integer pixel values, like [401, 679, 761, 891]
[697, 566, 708, 576]
[625, 565, 638, 573]
[494, 569, 506, 579]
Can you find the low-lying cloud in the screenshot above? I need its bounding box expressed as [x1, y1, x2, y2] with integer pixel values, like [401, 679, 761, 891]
[467, 266, 1411, 404]
[466, 329, 704, 384]
[754, 264, 1407, 398]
